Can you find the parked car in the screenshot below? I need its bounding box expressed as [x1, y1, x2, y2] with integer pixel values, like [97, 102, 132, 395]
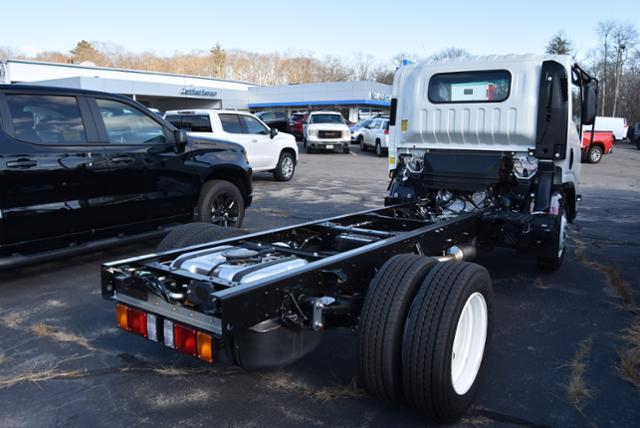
[358, 118, 390, 156]
[165, 109, 298, 181]
[288, 112, 307, 140]
[581, 130, 614, 163]
[0, 85, 253, 269]
[254, 111, 288, 133]
[350, 118, 374, 144]
[303, 111, 351, 154]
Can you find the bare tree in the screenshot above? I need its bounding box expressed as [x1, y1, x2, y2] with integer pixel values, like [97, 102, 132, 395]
[596, 21, 617, 115]
[611, 23, 638, 116]
[352, 53, 377, 80]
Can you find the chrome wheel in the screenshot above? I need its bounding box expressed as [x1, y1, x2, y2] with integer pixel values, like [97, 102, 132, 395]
[209, 192, 240, 226]
[451, 292, 488, 396]
[281, 156, 294, 179]
[589, 146, 602, 163]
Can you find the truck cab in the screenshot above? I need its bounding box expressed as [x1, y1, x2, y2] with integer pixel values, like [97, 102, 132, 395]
[388, 54, 597, 269]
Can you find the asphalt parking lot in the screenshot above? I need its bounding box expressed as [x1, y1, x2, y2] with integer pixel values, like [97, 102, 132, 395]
[1, 142, 639, 427]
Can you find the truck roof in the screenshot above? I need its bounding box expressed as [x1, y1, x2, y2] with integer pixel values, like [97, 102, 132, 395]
[164, 109, 252, 116]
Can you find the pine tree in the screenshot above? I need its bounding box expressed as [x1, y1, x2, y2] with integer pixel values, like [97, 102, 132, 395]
[209, 43, 226, 78]
[545, 32, 574, 55]
[69, 40, 103, 64]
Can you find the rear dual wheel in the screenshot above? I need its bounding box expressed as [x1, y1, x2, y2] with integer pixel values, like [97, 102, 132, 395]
[358, 256, 493, 423]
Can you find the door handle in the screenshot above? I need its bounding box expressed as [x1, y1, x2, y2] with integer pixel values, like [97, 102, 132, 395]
[111, 156, 134, 163]
[6, 159, 38, 168]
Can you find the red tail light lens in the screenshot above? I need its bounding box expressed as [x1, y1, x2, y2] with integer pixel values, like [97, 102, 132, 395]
[384, 129, 389, 135]
[127, 307, 148, 337]
[174, 323, 197, 356]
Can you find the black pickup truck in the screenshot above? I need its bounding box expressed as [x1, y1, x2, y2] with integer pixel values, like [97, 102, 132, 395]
[0, 85, 253, 269]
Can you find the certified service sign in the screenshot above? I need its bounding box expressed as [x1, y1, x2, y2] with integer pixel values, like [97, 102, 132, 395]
[181, 87, 218, 97]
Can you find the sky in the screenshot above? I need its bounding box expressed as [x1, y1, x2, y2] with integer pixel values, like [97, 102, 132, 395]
[1, 0, 638, 62]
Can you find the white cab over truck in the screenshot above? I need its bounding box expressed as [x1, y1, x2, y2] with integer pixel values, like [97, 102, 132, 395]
[101, 54, 597, 424]
[388, 54, 598, 270]
[165, 109, 299, 181]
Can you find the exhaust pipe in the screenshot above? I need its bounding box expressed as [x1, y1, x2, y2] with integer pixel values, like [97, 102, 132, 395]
[435, 243, 477, 262]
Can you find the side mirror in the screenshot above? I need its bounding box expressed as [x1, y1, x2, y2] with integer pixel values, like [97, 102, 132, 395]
[174, 129, 188, 152]
[582, 81, 598, 125]
[270, 127, 278, 139]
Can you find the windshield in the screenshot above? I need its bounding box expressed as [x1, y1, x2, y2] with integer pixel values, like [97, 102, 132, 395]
[311, 114, 344, 124]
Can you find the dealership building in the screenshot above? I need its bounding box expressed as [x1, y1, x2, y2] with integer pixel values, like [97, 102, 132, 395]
[0, 59, 391, 122]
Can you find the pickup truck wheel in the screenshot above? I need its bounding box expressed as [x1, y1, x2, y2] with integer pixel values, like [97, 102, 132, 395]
[343, 147, 350, 154]
[306, 146, 314, 154]
[358, 254, 437, 404]
[273, 152, 295, 181]
[375, 141, 383, 157]
[197, 180, 245, 228]
[588, 145, 603, 163]
[403, 261, 493, 423]
[156, 222, 243, 252]
[536, 210, 568, 272]
[359, 136, 366, 151]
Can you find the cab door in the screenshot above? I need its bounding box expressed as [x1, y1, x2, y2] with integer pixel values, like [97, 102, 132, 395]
[0, 91, 108, 251]
[218, 113, 272, 170]
[88, 97, 196, 227]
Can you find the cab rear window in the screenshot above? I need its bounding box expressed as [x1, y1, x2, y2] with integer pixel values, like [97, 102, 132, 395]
[428, 70, 511, 103]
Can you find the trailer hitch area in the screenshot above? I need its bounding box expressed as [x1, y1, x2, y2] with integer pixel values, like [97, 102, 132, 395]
[308, 296, 336, 331]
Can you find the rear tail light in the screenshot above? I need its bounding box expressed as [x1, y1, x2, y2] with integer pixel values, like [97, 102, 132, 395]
[116, 303, 128, 330]
[197, 331, 214, 363]
[146, 314, 159, 342]
[163, 319, 175, 348]
[118, 304, 215, 363]
[384, 129, 389, 135]
[173, 323, 197, 356]
[116, 304, 148, 337]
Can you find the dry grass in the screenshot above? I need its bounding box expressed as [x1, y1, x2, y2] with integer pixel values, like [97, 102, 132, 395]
[1, 312, 28, 329]
[617, 318, 640, 389]
[31, 323, 95, 352]
[0, 354, 88, 390]
[566, 338, 593, 410]
[262, 372, 364, 401]
[574, 239, 636, 311]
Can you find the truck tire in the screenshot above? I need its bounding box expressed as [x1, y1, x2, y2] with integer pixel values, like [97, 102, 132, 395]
[196, 180, 245, 228]
[588, 144, 603, 163]
[343, 146, 351, 154]
[156, 222, 244, 252]
[403, 261, 493, 423]
[536, 210, 568, 272]
[359, 136, 366, 151]
[358, 254, 437, 403]
[273, 152, 295, 182]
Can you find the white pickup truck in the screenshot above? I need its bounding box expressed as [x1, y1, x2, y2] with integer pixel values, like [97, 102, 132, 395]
[165, 109, 299, 181]
[303, 111, 351, 154]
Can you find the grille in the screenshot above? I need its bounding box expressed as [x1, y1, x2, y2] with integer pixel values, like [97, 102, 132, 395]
[318, 130, 342, 139]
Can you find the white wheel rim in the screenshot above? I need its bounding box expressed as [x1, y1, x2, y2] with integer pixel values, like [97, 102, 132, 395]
[451, 292, 488, 395]
[558, 213, 568, 257]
